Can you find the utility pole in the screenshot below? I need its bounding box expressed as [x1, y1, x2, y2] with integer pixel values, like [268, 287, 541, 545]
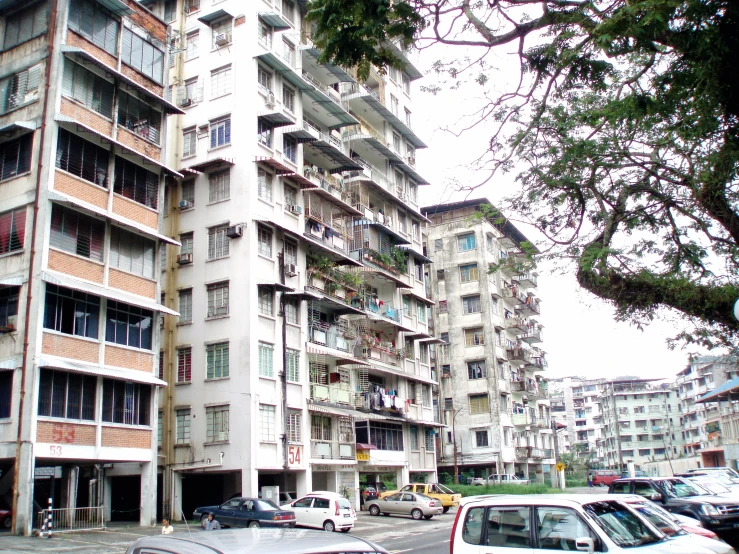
[453, 410, 458, 485]
[611, 383, 624, 473]
[552, 416, 561, 488]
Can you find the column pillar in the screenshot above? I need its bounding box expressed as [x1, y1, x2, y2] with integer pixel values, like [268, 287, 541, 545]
[13, 442, 35, 535]
[140, 462, 157, 526]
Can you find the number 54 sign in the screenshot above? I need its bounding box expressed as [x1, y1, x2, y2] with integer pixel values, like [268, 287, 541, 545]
[288, 445, 302, 467]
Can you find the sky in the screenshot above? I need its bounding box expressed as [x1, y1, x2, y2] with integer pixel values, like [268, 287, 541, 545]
[406, 44, 700, 381]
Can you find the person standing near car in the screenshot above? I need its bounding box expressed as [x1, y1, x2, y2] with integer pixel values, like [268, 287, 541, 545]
[204, 513, 221, 530]
[161, 518, 174, 534]
[588, 474, 593, 488]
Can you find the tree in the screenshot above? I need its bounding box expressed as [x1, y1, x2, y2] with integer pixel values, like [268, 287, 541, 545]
[307, 0, 739, 347]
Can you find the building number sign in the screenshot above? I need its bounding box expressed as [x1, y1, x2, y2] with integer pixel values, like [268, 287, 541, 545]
[288, 445, 302, 467]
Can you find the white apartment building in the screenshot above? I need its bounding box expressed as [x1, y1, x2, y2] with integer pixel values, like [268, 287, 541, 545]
[156, 0, 439, 520]
[0, 0, 178, 534]
[423, 199, 553, 483]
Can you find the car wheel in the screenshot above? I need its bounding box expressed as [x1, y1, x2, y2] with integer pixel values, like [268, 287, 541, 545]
[340, 528, 351, 533]
[248, 521, 260, 529]
[2, 516, 10, 529]
[200, 515, 209, 528]
[411, 509, 423, 520]
[424, 515, 433, 520]
[369, 505, 380, 516]
[599, 483, 606, 487]
[442, 507, 450, 514]
[323, 520, 335, 532]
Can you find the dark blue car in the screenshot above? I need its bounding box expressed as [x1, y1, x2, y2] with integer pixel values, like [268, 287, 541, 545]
[193, 497, 296, 529]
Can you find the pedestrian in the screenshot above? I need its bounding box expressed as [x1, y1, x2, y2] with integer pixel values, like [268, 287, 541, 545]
[588, 474, 593, 488]
[161, 518, 174, 534]
[204, 513, 221, 530]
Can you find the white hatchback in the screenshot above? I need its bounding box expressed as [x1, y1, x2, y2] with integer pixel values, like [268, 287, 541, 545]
[282, 491, 356, 533]
[451, 494, 723, 554]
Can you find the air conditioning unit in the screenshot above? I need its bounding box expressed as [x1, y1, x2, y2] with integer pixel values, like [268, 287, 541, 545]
[177, 253, 193, 265]
[288, 204, 302, 215]
[333, 314, 342, 323]
[179, 200, 193, 210]
[179, 97, 192, 107]
[285, 263, 297, 277]
[215, 33, 231, 47]
[266, 92, 276, 108]
[226, 225, 243, 238]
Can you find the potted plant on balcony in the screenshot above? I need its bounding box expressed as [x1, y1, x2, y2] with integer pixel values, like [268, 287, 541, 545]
[390, 247, 408, 274]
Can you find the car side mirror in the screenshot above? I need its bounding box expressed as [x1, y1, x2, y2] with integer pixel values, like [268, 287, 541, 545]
[650, 493, 663, 502]
[575, 537, 595, 553]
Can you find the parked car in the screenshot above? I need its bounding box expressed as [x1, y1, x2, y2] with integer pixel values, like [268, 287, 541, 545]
[366, 492, 442, 520]
[609, 477, 739, 541]
[378, 483, 460, 513]
[621, 470, 648, 478]
[680, 477, 739, 498]
[451, 493, 719, 553]
[589, 469, 621, 486]
[193, 497, 295, 529]
[619, 495, 735, 554]
[687, 468, 739, 481]
[281, 491, 356, 533]
[125, 528, 389, 554]
[0, 508, 10, 529]
[470, 474, 530, 486]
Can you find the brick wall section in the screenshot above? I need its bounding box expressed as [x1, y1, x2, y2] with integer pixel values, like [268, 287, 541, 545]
[48, 249, 104, 284]
[112, 195, 158, 228]
[105, 345, 154, 372]
[101, 426, 152, 449]
[55, 170, 109, 209]
[109, 268, 156, 298]
[61, 98, 114, 137]
[42, 332, 99, 363]
[117, 126, 162, 161]
[36, 421, 96, 445]
[66, 30, 116, 70]
[120, 65, 164, 97]
[122, 0, 167, 42]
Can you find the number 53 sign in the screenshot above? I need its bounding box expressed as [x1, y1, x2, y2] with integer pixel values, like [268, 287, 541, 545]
[288, 445, 302, 467]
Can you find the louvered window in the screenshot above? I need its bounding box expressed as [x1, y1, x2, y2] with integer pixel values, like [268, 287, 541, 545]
[0, 287, 19, 328]
[177, 347, 192, 382]
[287, 409, 301, 443]
[178, 289, 192, 324]
[208, 170, 230, 203]
[286, 349, 299, 382]
[207, 282, 229, 317]
[114, 156, 159, 209]
[183, 127, 196, 158]
[68, 0, 119, 56]
[0, 134, 32, 182]
[62, 61, 114, 118]
[105, 300, 153, 350]
[207, 225, 229, 259]
[55, 129, 110, 188]
[206, 342, 229, 379]
[175, 408, 190, 444]
[3, 3, 48, 50]
[49, 204, 104, 261]
[117, 92, 162, 144]
[121, 28, 165, 84]
[0, 207, 26, 254]
[210, 116, 231, 148]
[258, 342, 273, 377]
[0, 64, 42, 114]
[109, 226, 155, 278]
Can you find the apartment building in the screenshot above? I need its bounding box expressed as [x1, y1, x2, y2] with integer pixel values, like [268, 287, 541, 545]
[599, 379, 682, 469]
[155, 0, 439, 520]
[423, 199, 553, 483]
[0, 0, 179, 534]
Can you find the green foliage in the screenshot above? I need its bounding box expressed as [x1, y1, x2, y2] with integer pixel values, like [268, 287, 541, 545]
[454, 483, 561, 497]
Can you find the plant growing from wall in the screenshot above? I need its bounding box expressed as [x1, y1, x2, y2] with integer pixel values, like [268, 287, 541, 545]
[390, 246, 408, 274]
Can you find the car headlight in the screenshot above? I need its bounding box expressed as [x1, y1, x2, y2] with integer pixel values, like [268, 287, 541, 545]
[701, 504, 720, 516]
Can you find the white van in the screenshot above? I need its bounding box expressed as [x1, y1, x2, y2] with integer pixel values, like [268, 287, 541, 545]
[450, 494, 721, 554]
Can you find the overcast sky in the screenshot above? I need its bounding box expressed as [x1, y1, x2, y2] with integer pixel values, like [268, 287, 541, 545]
[408, 45, 699, 381]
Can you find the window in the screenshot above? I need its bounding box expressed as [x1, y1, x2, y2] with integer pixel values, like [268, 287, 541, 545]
[284, 185, 297, 210]
[0, 287, 19, 328]
[114, 157, 159, 209]
[283, 86, 295, 112]
[416, 302, 426, 323]
[283, 135, 297, 163]
[537, 507, 593, 550]
[109, 226, 156, 278]
[259, 342, 274, 377]
[56, 129, 109, 187]
[206, 341, 229, 379]
[179, 232, 193, 256]
[181, 181, 195, 207]
[469, 394, 489, 414]
[440, 332, 449, 343]
[211, 65, 232, 97]
[281, 0, 295, 23]
[258, 119, 273, 147]
[181, 77, 202, 105]
[257, 66, 272, 92]
[286, 349, 299, 382]
[158, 411, 162, 443]
[121, 28, 165, 84]
[389, 94, 398, 115]
[392, 132, 401, 153]
[458, 233, 476, 251]
[462, 295, 481, 314]
[434, 238, 443, 251]
[425, 428, 435, 450]
[410, 426, 419, 450]
[422, 385, 430, 405]
[282, 38, 296, 67]
[68, 0, 119, 56]
[259, 404, 275, 441]
[287, 409, 301, 443]
[468, 360, 486, 379]
[185, 31, 199, 60]
[62, 61, 114, 118]
[438, 300, 447, 313]
[284, 298, 298, 324]
[37, 369, 96, 420]
[465, 328, 485, 347]
[207, 225, 230, 260]
[3, 3, 47, 50]
[414, 260, 424, 281]
[176, 409, 191, 444]
[258, 286, 273, 316]
[178, 289, 192, 324]
[106, 301, 153, 349]
[284, 238, 298, 265]
[311, 414, 331, 440]
[206, 405, 229, 442]
[258, 225, 272, 257]
[207, 281, 229, 317]
[182, 127, 196, 158]
[368, 421, 404, 451]
[460, 263, 479, 283]
[258, 20, 271, 48]
[211, 17, 232, 49]
[101, 379, 151, 425]
[0, 207, 26, 254]
[163, 0, 176, 21]
[0, 134, 30, 183]
[2, 65, 41, 115]
[258, 169, 273, 201]
[44, 284, 100, 339]
[177, 347, 191, 382]
[210, 116, 231, 148]
[117, 92, 162, 144]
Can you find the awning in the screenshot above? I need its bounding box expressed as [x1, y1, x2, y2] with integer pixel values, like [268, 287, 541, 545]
[301, 47, 354, 82]
[305, 288, 366, 315]
[283, 126, 318, 144]
[255, 156, 294, 175]
[0, 358, 17, 370]
[381, 40, 423, 80]
[307, 401, 358, 419]
[303, 187, 363, 216]
[283, 172, 318, 189]
[343, 91, 427, 149]
[305, 141, 363, 171]
[300, 232, 363, 266]
[258, 112, 296, 129]
[253, 218, 301, 240]
[256, 52, 310, 95]
[347, 266, 411, 289]
[390, 158, 430, 185]
[184, 157, 234, 173]
[418, 337, 445, 345]
[367, 221, 411, 245]
[306, 343, 371, 367]
[355, 443, 377, 450]
[41, 270, 179, 316]
[198, 8, 231, 25]
[37, 355, 166, 386]
[283, 288, 323, 301]
[0, 275, 25, 286]
[257, 281, 295, 293]
[54, 114, 183, 177]
[400, 245, 432, 264]
[401, 289, 434, 306]
[61, 47, 184, 115]
[403, 330, 433, 340]
[259, 12, 291, 31]
[697, 375, 739, 403]
[48, 190, 181, 246]
[0, 120, 36, 137]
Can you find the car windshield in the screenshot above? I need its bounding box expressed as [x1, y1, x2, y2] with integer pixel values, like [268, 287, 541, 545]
[337, 498, 352, 510]
[416, 493, 433, 501]
[584, 501, 664, 548]
[437, 484, 455, 494]
[255, 500, 279, 511]
[656, 479, 705, 498]
[631, 503, 683, 537]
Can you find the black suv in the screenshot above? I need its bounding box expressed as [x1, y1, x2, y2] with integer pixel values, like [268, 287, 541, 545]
[609, 477, 739, 539]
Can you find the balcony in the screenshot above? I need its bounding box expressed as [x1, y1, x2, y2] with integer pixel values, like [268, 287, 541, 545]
[511, 380, 526, 393]
[310, 439, 356, 460]
[514, 273, 538, 288]
[354, 344, 402, 366]
[309, 324, 354, 352]
[520, 328, 543, 344]
[505, 317, 529, 334]
[515, 446, 547, 459]
[516, 299, 541, 317]
[507, 347, 533, 365]
[512, 413, 534, 426]
[310, 383, 355, 406]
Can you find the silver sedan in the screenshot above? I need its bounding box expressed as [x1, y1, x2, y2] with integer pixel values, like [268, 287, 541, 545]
[365, 492, 443, 520]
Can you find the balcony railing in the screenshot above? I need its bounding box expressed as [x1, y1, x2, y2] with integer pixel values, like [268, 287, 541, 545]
[505, 317, 528, 334]
[310, 439, 356, 460]
[310, 383, 354, 405]
[515, 273, 538, 288]
[507, 347, 533, 364]
[515, 446, 547, 459]
[512, 413, 534, 426]
[309, 324, 353, 352]
[360, 294, 402, 323]
[302, 71, 346, 109]
[355, 344, 402, 366]
[516, 300, 541, 316]
[520, 328, 543, 344]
